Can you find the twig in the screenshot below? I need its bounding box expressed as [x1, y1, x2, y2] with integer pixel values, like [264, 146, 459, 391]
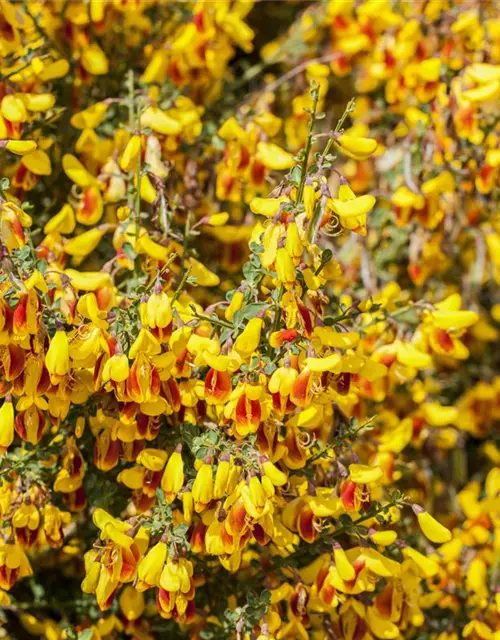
[180, 212, 192, 277]
[24, 3, 68, 60]
[264, 53, 339, 94]
[360, 240, 377, 294]
[171, 267, 192, 305]
[465, 228, 486, 302]
[144, 253, 178, 292]
[318, 97, 356, 166]
[296, 86, 320, 203]
[271, 285, 285, 334]
[403, 144, 420, 194]
[191, 311, 234, 330]
[308, 417, 376, 463]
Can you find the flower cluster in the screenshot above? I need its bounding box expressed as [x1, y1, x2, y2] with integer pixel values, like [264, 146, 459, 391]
[0, 2, 499, 639]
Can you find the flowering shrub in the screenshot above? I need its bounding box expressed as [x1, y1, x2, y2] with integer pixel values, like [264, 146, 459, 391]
[0, 2, 499, 639]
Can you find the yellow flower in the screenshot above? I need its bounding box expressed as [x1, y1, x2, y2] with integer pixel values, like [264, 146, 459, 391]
[303, 182, 316, 218]
[330, 183, 375, 236]
[1, 95, 28, 122]
[44, 204, 76, 235]
[275, 247, 296, 286]
[62, 154, 97, 188]
[102, 354, 129, 383]
[45, 330, 70, 378]
[3, 140, 37, 155]
[137, 541, 167, 591]
[256, 142, 295, 170]
[136, 448, 168, 472]
[160, 558, 193, 594]
[64, 227, 106, 262]
[70, 102, 109, 129]
[268, 365, 298, 395]
[333, 545, 355, 581]
[187, 257, 220, 287]
[119, 586, 144, 622]
[81, 43, 109, 75]
[144, 289, 172, 329]
[161, 449, 184, 503]
[225, 291, 244, 322]
[0, 396, 14, 451]
[213, 456, 231, 499]
[285, 222, 303, 258]
[77, 293, 109, 329]
[140, 106, 182, 135]
[413, 506, 452, 543]
[262, 459, 287, 486]
[234, 318, 264, 358]
[349, 464, 383, 484]
[21, 150, 52, 176]
[335, 133, 378, 160]
[250, 196, 288, 217]
[369, 531, 398, 546]
[192, 463, 213, 512]
[120, 135, 142, 172]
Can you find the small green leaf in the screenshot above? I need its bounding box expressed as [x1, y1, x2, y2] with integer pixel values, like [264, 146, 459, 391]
[196, 446, 210, 460]
[206, 430, 219, 444]
[122, 242, 137, 261]
[241, 302, 269, 319]
[289, 165, 302, 186]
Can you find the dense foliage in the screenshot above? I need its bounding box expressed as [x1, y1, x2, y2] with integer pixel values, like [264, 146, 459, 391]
[0, 1, 499, 639]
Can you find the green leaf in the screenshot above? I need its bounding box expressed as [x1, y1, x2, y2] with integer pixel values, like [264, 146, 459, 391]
[249, 241, 263, 253]
[180, 423, 200, 446]
[206, 429, 219, 444]
[321, 248, 333, 263]
[156, 487, 166, 506]
[195, 446, 210, 460]
[173, 523, 189, 539]
[289, 165, 302, 186]
[262, 362, 277, 375]
[392, 308, 420, 325]
[240, 302, 269, 319]
[122, 242, 137, 261]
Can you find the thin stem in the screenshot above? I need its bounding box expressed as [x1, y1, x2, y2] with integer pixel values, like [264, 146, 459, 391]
[24, 3, 68, 60]
[0, 450, 37, 480]
[180, 212, 192, 277]
[404, 145, 420, 194]
[144, 253, 178, 292]
[318, 97, 356, 165]
[296, 87, 320, 204]
[308, 417, 375, 463]
[332, 498, 402, 538]
[192, 312, 234, 330]
[272, 497, 403, 568]
[308, 196, 325, 245]
[126, 69, 135, 215]
[322, 138, 334, 162]
[359, 302, 428, 330]
[328, 309, 361, 325]
[159, 193, 169, 237]
[134, 153, 142, 247]
[272, 285, 285, 333]
[1, 60, 32, 80]
[263, 53, 339, 94]
[171, 267, 192, 305]
[334, 97, 356, 134]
